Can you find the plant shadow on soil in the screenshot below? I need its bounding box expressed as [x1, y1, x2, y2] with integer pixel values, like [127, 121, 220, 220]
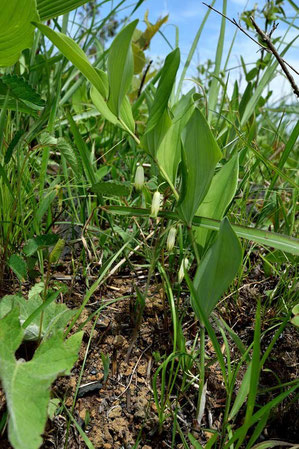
[0, 255, 298, 448]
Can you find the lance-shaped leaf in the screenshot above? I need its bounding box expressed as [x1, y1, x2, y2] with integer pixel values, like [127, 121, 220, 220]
[107, 20, 138, 117]
[156, 89, 195, 184]
[0, 307, 83, 449]
[36, 0, 90, 20]
[192, 218, 242, 318]
[0, 0, 39, 67]
[178, 108, 222, 225]
[34, 22, 107, 96]
[195, 154, 239, 248]
[145, 48, 180, 134]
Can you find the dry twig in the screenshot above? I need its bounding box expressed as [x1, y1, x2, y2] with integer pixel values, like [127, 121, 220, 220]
[203, 2, 299, 98]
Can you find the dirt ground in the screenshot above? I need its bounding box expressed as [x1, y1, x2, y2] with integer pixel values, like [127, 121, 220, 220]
[0, 260, 298, 448]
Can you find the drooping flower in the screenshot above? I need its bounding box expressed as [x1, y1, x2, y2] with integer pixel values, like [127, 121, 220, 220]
[167, 227, 177, 251]
[151, 191, 161, 218]
[178, 257, 189, 284]
[134, 165, 144, 191]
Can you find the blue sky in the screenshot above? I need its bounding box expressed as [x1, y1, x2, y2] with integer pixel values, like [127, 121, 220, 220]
[101, 0, 299, 100]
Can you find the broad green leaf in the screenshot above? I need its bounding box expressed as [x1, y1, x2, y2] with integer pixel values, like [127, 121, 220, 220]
[92, 181, 131, 197]
[0, 0, 39, 67]
[195, 154, 239, 248]
[192, 218, 242, 318]
[8, 254, 27, 282]
[0, 75, 45, 109]
[178, 108, 222, 225]
[0, 290, 75, 341]
[36, 0, 90, 20]
[34, 22, 107, 96]
[90, 85, 118, 125]
[157, 89, 195, 184]
[91, 83, 135, 133]
[23, 234, 59, 256]
[145, 48, 180, 134]
[0, 307, 82, 449]
[107, 20, 138, 117]
[143, 109, 172, 158]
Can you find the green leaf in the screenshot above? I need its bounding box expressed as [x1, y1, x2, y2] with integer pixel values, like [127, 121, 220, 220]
[57, 137, 81, 176]
[49, 239, 65, 264]
[91, 181, 131, 197]
[145, 48, 180, 134]
[0, 288, 75, 341]
[0, 0, 39, 67]
[0, 307, 82, 449]
[36, 0, 90, 20]
[156, 89, 195, 184]
[178, 108, 222, 225]
[8, 254, 27, 282]
[291, 303, 299, 327]
[229, 362, 252, 420]
[104, 205, 299, 256]
[34, 22, 107, 96]
[188, 433, 204, 449]
[193, 218, 242, 318]
[4, 130, 25, 165]
[143, 109, 172, 158]
[23, 234, 59, 257]
[195, 154, 239, 248]
[107, 20, 138, 116]
[0, 75, 45, 109]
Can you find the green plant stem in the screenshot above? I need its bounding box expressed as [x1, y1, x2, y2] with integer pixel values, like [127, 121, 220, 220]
[196, 324, 205, 423]
[188, 226, 200, 266]
[103, 206, 299, 256]
[38, 263, 51, 342]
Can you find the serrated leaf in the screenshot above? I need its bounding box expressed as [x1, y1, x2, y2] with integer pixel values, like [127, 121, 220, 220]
[8, 254, 27, 282]
[57, 137, 80, 175]
[1, 75, 45, 109]
[0, 0, 39, 67]
[195, 154, 239, 248]
[107, 20, 138, 117]
[0, 307, 82, 449]
[178, 108, 222, 225]
[192, 218, 242, 318]
[91, 181, 131, 197]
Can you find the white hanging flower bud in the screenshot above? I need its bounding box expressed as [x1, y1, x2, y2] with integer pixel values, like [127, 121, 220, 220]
[134, 165, 144, 191]
[178, 257, 189, 284]
[151, 191, 161, 218]
[167, 227, 177, 251]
